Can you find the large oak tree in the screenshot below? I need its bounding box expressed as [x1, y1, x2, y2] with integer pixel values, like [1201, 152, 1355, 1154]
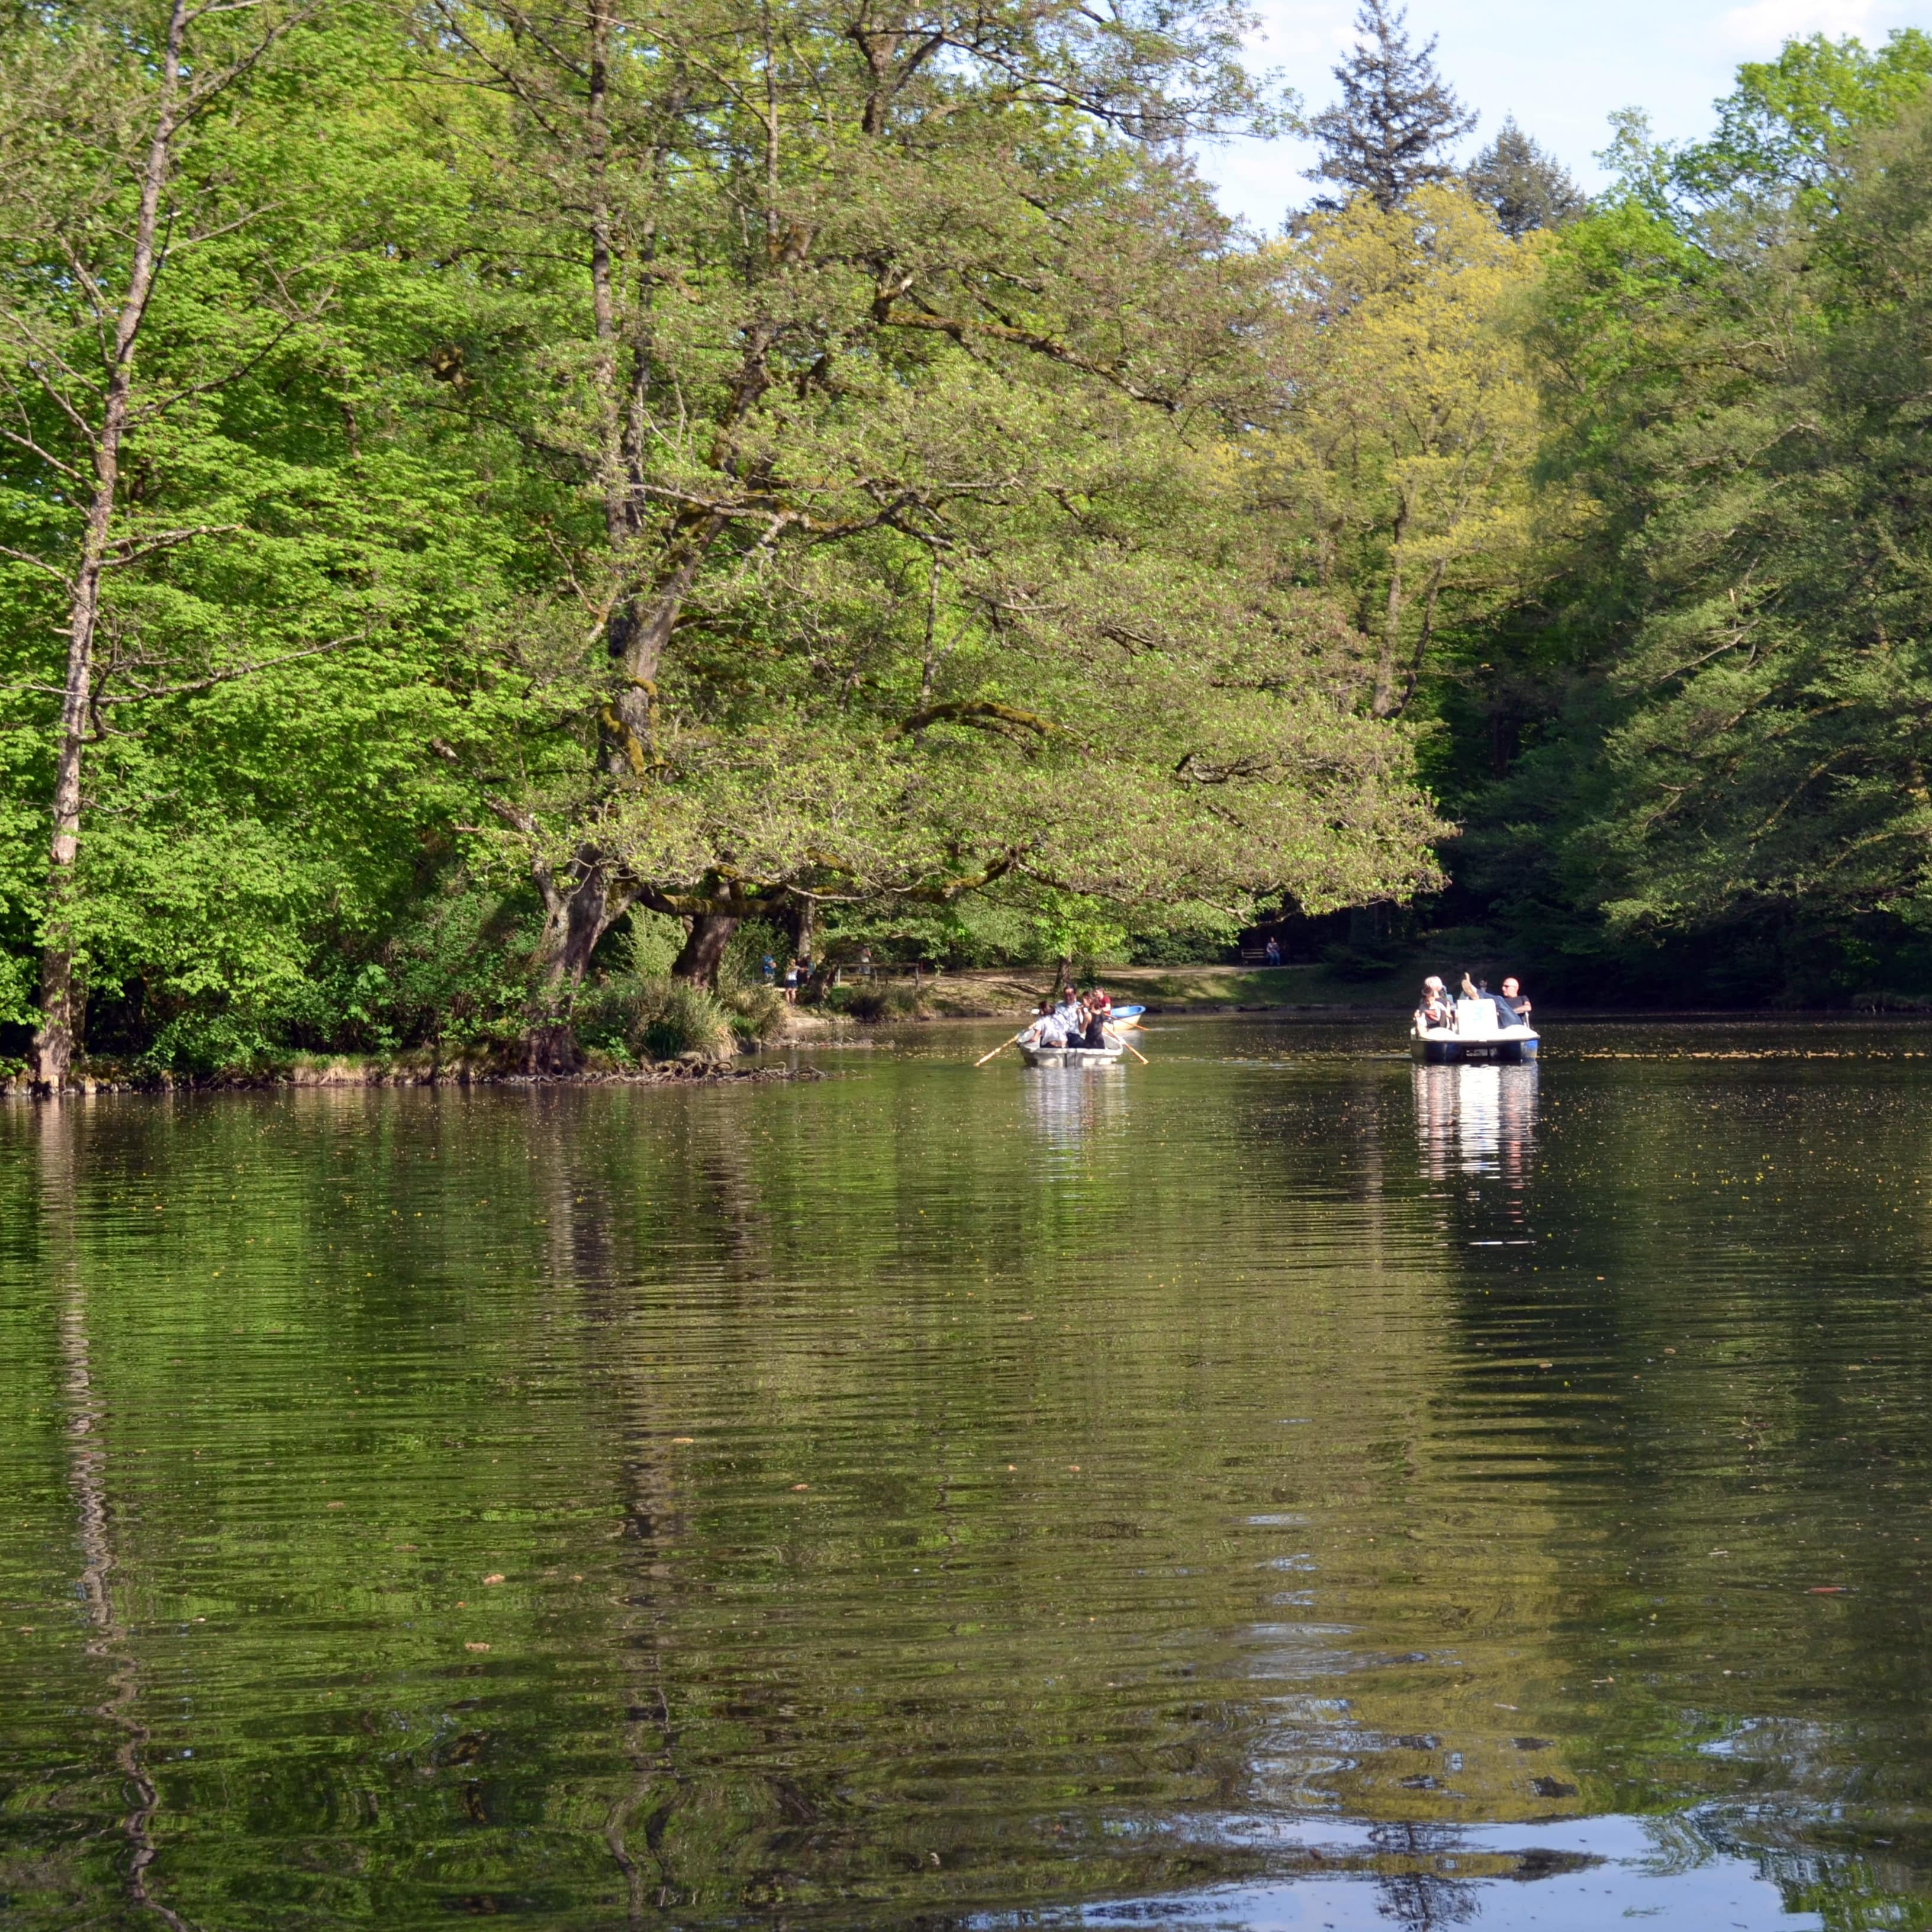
[417, 0, 1445, 1063]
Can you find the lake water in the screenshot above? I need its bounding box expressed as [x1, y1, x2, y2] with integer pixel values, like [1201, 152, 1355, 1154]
[4, 1017, 1931, 1930]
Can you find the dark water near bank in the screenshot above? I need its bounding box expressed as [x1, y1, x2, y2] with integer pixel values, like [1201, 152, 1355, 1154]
[5, 1019, 1932, 1930]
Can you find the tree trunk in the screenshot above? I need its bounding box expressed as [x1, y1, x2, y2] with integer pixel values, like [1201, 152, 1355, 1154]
[551, 872, 616, 989]
[31, 0, 188, 1093]
[671, 914, 738, 988]
[522, 851, 635, 1074]
[786, 891, 816, 961]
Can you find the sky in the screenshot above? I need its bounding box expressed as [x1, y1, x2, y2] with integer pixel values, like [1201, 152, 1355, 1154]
[1194, 0, 1932, 232]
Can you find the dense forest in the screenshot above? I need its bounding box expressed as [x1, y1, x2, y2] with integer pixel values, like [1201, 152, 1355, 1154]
[3, 0, 1931, 1083]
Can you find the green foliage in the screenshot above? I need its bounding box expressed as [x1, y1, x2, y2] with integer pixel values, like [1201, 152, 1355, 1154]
[1680, 30, 1932, 208]
[1595, 32, 1932, 226]
[817, 887, 1241, 970]
[825, 979, 928, 1021]
[1309, 0, 1476, 212]
[568, 977, 650, 1062]
[575, 971, 754, 1061]
[1126, 907, 1242, 965]
[603, 912, 686, 981]
[0, 0, 1444, 1073]
[1457, 82, 1932, 1002]
[721, 981, 787, 1044]
[387, 0, 1445, 986]
[1010, 891, 1132, 971]
[1464, 118, 1584, 237]
[718, 920, 789, 993]
[640, 983, 737, 1063]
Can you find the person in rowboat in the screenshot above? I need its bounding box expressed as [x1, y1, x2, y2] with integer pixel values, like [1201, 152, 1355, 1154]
[1081, 987, 1114, 1049]
[1051, 985, 1086, 1039]
[1018, 1002, 1067, 1049]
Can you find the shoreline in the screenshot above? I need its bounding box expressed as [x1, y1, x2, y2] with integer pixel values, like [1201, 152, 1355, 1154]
[13, 1004, 1930, 1097]
[1, 1055, 823, 1099]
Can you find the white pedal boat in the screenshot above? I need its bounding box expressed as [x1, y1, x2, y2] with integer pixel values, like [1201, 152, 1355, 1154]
[1412, 995, 1538, 1065]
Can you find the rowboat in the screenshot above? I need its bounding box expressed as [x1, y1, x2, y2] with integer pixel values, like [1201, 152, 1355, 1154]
[1107, 1004, 1146, 1031]
[1411, 996, 1538, 1065]
[1019, 1042, 1126, 1067]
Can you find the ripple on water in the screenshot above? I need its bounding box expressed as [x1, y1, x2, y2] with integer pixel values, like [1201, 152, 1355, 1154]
[0, 1022, 1921, 1926]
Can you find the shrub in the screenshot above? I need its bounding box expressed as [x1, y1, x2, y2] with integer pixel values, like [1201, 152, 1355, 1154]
[572, 978, 652, 1062]
[827, 981, 925, 1021]
[638, 981, 736, 1062]
[724, 983, 786, 1044]
[610, 910, 687, 977]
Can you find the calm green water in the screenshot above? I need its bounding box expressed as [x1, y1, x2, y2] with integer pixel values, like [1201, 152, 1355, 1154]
[5, 1018, 1932, 1930]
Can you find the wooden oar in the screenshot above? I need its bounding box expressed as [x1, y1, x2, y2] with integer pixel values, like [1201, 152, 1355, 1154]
[1105, 1026, 1149, 1065]
[975, 1032, 1025, 1067]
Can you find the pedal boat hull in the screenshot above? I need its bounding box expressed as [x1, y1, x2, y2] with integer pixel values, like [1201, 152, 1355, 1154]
[1411, 1028, 1538, 1065]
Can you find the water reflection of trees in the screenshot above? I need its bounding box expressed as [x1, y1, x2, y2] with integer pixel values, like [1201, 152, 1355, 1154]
[12, 1054, 1932, 1928]
[1368, 1821, 1480, 1928]
[40, 1105, 186, 1930]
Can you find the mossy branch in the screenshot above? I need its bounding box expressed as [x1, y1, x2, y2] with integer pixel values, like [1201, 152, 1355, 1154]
[897, 698, 1062, 740]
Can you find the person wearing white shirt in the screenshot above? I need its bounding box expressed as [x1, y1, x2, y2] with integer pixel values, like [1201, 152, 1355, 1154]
[1019, 1003, 1067, 1048]
[1051, 986, 1086, 1036]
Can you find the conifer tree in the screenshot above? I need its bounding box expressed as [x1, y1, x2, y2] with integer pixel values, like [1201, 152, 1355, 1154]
[1466, 118, 1584, 236]
[1309, 0, 1475, 211]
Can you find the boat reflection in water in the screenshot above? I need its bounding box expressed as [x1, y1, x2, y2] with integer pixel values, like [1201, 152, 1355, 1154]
[1022, 1057, 1131, 1158]
[1413, 1061, 1537, 1184]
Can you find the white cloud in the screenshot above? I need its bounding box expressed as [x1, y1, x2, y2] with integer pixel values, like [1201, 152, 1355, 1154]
[1240, 1, 1358, 70]
[1196, 0, 1932, 231]
[1714, 0, 1904, 51]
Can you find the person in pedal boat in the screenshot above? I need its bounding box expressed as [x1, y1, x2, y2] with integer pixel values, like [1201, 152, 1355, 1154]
[1499, 976, 1531, 1025]
[1415, 976, 1451, 1030]
[1461, 971, 1521, 1029]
